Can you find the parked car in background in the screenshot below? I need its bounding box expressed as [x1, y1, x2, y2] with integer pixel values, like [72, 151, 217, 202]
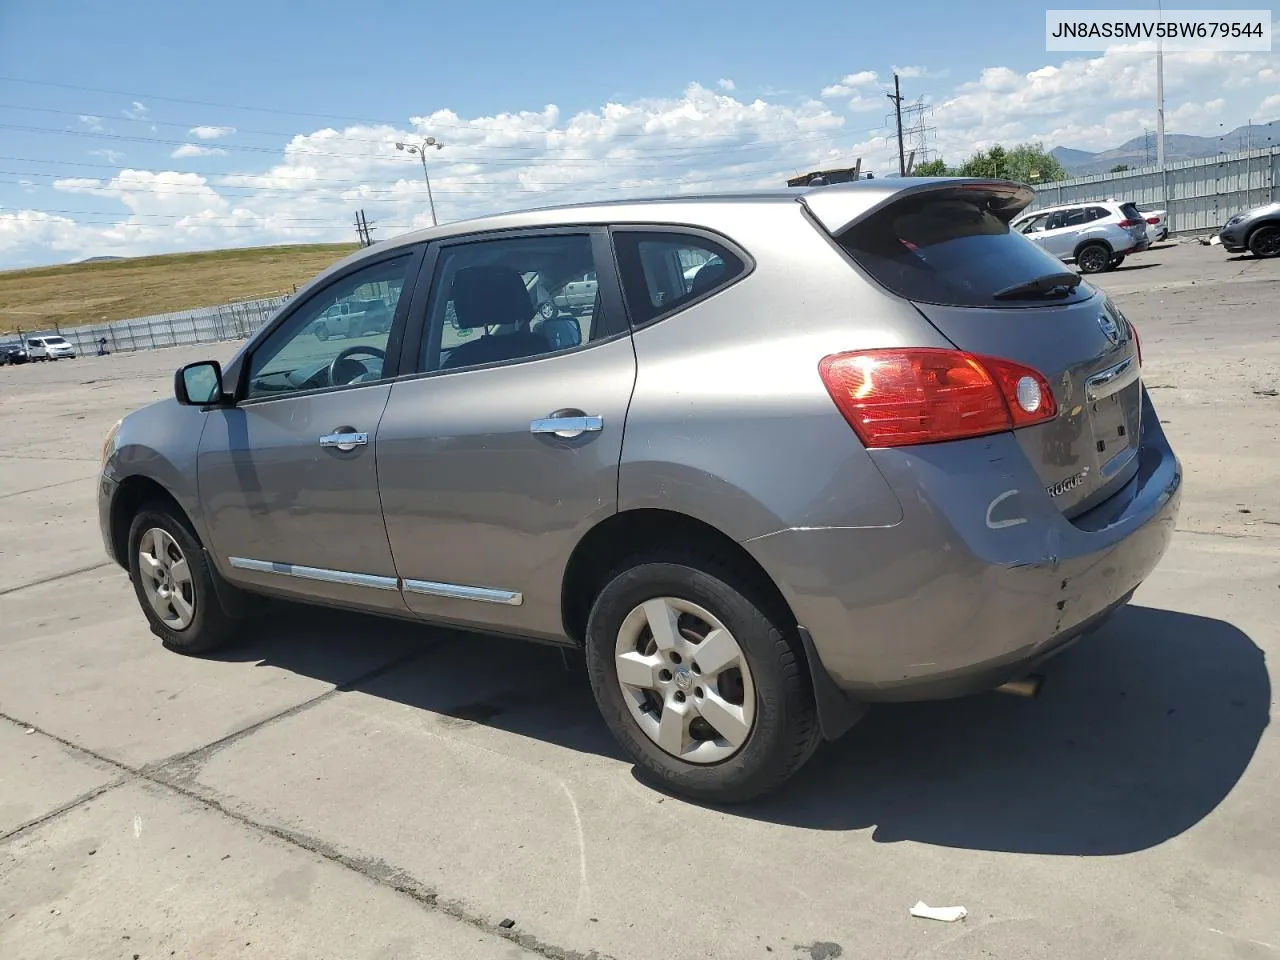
[26, 335, 76, 360]
[1011, 199, 1150, 273]
[536, 270, 598, 318]
[1218, 200, 1280, 258]
[0, 341, 29, 365]
[1136, 204, 1169, 241]
[310, 298, 394, 340]
[99, 177, 1180, 803]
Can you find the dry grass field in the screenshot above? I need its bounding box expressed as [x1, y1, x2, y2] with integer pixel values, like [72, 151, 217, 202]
[0, 243, 358, 334]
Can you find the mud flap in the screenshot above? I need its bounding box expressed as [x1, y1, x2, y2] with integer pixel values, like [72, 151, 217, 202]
[797, 626, 868, 741]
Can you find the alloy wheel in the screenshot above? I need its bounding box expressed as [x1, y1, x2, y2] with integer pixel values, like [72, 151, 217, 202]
[137, 527, 196, 630]
[614, 596, 756, 764]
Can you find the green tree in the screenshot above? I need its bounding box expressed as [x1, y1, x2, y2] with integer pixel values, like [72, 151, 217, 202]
[1110, 163, 1130, 173]
[910, 157, 951, 177]
[955, 141, 1067, 184]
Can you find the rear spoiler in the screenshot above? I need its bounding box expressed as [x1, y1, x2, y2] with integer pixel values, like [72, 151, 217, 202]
[799, 178, 1036, 236]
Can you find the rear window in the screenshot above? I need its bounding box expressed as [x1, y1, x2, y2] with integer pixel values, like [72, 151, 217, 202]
[1119, 202, 1142, 220]
[838, 191, 1092, 308]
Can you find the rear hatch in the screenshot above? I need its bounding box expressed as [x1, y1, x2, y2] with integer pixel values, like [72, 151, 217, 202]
[813, 180, 1143, 517]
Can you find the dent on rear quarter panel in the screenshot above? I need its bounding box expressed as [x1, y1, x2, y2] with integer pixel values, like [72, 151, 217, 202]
[618, 202, 949, 541]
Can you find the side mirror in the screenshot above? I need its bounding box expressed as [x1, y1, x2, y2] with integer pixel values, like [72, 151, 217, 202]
[175, 361, 225, 406]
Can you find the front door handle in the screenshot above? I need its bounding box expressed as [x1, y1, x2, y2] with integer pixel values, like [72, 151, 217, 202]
[530, 415, 603, 439]
[319, 431, 369, 452]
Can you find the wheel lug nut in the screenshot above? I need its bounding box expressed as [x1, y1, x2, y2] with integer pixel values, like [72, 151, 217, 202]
[659, 669, 672, 682]
[674, 691, 686, 703]
[670, 652, 683, 665]
[695, 687, 704, 699]
[691, 661, 701, 675]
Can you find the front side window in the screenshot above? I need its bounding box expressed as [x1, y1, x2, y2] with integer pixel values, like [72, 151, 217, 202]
[1018, 213, 1051, 234]
[612, 231, 746, 325]
[423, 233, 605, 373]
[245, 254, 412, 400]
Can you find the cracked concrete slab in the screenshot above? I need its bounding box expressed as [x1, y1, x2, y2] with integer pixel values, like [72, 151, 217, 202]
[0, 720, 122, 838]
[0, 778, 540, 960]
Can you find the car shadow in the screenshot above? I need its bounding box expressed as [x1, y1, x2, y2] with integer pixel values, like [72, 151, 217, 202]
[205, 602, 1267, 857]
[1113, 262, 1161, 271]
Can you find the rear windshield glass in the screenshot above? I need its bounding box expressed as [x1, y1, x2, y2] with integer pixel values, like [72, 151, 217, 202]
[1119, 202, 1142, 220]
[837, 191, 1093, 308]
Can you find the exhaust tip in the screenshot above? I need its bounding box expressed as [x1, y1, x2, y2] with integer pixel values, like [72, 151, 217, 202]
[994, 674, 1044, 699]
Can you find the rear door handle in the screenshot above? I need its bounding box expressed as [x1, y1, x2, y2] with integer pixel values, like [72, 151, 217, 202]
[319, 431, 369, 451]
[530, 415, 603, 439]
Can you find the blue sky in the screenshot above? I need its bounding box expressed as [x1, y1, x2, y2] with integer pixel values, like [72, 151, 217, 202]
[1, 0, 1276, 267]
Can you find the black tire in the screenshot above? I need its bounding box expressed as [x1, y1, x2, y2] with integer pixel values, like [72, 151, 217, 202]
[538, 299, 557, 320]
[1248, 225, 1280, 259]
[1077, 243, 1111, 274]
[1109, 254, 1125, 268]
[584, 551, 820, 804]
[127, 503, 239, 655]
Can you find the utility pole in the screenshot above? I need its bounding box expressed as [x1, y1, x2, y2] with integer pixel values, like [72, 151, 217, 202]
[1156, 0, 1166, 168]
[887, 73, 906, 176]
[353, 209, 376, 247]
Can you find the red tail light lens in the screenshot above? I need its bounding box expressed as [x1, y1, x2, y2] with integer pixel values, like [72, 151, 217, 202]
[1145, 217, 1160, 224]
[1118, 218, 1143, 228]
[1129, 320, 1142, 365]
[818, 348, 1057, 448]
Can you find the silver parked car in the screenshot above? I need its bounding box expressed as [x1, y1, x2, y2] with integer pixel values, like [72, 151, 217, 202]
[1011, 199, 1151, 273]
[99, 178, 1181, 802]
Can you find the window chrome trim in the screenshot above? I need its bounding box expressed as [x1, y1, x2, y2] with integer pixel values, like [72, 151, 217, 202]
[403, 578, 523, 606]
[228, 557, 399, 591]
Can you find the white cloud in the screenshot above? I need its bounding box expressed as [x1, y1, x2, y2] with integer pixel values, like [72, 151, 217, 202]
[717, 78, 735, 92]
[822, 70, 879, 98]
[190, 125, 236, 140]
[6, 52, 1280, 267]
[123, 101, 148, 119]
[893, 65, 947, 80]
[1260, 93, 1280, 115]
[171, 143, 228, 158]
[89, 149, 126, 164]
[78, 114, 105, 132]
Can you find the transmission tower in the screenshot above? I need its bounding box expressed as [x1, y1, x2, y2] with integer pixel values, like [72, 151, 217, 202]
[900, 96, 937, 173]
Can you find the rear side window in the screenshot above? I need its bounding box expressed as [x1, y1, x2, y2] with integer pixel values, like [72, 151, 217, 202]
[1086, 207, 1110, 222]
[838, 191, 1093, 308]
[613, 231, 746, 325]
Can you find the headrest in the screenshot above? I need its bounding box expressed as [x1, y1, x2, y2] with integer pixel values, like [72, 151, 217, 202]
[450, 265, 533, 330]
[689, 260, 728, 297]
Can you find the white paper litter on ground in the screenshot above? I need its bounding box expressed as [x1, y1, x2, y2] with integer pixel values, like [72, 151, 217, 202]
[910, 902, 967, 922]
[1209, 235, 1223, 245]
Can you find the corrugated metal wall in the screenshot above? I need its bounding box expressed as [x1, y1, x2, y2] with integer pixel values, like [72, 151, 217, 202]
[1029, 147, 1279, 235]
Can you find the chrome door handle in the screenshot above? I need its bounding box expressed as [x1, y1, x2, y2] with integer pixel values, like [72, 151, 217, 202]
[529, 415, 603, 439]
[319, 431, 369, 451]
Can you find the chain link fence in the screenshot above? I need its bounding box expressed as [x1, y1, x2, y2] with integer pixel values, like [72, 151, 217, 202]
[17, 295, 290, 356]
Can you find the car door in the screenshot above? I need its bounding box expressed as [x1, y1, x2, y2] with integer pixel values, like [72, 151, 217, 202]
[1041, 209, 1083, 259]
[375, 228, 636, 638]
[197, 245, 424, 613]
[1016, 212, 1052, 250]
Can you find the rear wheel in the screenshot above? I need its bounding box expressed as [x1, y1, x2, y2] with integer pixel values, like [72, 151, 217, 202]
[1077, 243, 1111, 274]
[584, 551, 820, 803]
[127, 504, 239, 655]
[1249, 225, 1280, 259]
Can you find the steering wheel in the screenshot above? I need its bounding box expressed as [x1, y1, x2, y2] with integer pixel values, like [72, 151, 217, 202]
[328, 344, 386, 386]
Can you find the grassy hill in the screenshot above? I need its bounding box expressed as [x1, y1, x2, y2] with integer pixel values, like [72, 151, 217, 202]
[0, 243, 359, 335]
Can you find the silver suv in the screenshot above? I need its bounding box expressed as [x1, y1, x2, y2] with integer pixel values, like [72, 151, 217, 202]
[1012, 199, 1150, 273]
[99, 178, 1181, 802]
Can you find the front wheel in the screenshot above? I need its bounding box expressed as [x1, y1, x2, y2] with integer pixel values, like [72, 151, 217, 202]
[1077, 243, 1111, 274]
[1109, 254, 1126, 268]
[1249, 225, 1280, 258]
[127, 505, 239, 655]
[584, 552, 820, 803]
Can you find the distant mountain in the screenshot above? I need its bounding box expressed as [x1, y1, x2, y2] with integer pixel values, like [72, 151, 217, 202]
[1051, 119, 1278, 175]
[79, 255, 125, 263]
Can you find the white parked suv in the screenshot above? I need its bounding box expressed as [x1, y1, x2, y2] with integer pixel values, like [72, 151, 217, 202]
[26, 335, 76, 360]
[1011, 200, 1150, 273]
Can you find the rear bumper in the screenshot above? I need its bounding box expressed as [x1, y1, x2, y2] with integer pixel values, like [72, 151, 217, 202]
[744, 388, 1181, 702]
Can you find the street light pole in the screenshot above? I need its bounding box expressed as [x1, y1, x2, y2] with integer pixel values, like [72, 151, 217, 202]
[395, 137, 444, 226]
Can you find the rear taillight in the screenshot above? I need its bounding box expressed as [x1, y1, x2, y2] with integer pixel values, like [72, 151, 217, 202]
[1145, 217, 1160, 224]
[1118, 218, 1143, 228]
[1129, 321, 1142, 365]
[818, 348, 1057, 448]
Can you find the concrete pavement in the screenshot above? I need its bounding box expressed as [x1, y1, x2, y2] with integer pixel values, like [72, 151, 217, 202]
[2, 242, 1277, 959]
